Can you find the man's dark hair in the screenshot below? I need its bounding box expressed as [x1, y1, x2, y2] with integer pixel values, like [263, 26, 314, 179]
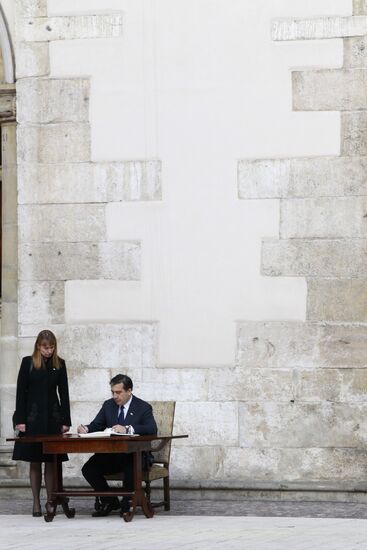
[110, 374, 133, 391]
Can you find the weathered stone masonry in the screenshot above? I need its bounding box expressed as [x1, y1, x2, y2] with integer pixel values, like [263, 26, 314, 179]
[237, 1, 367, 488]
[4, 0, 367, 493]
[1, 0, 161, 480]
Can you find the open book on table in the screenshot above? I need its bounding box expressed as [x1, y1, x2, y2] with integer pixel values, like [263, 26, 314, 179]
[78, 428, 138, 438]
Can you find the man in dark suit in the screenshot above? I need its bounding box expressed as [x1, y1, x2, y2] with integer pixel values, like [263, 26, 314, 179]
[77, 374, 157, 517]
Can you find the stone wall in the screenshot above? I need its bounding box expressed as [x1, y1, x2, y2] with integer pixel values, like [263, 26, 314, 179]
[235, 2, 367, 489]
[3, 0, 161, 480]
[2, 0, 366, 493]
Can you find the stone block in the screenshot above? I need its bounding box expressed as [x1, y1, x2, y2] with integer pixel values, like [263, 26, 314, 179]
[0, 386, 17, 438]
[58, 324, 158, 372]
[341, 370, 367, 401]
[68, 367, 110, 403]
[19, 241, 140, 281]
[19, 14, 123, 42]
[341, 112, 367, 156]
[170, 447, 225, 480]
[294, 369, 367, 403]
[15, 43, 49, 78]
[238, 156, 367, 199]
[18, 163, 96, 204]
[1, 303, 18, 337]
[293, 69, 367, 111]
[307, 278, 367, 322]
[17, 337, 37, 364]
[236, 321, 319, 369]
[223, 447, 367, 481]
[17, 123, 90, 163]
[280, 197, 367, 239]
[317, 324, 367, 369]
[174, 402, 238, 447]
[17, 160, 162, 204]
[137, 368, 208, 402]
[2, 177, 17, 226]
[18, 281, 64, 324]
[2, 124, 17, 167]
[95, 161, 162, 202]
[237, 321, 367, 370]
[262, 238, 367, 277]
[207, 367, 294, 402]
[239, 402, 367, 448]
[18, 204, 106, 243]
[221, 447, 276, 481]
[18, 324, 63, 338]
[99, 242, 140, 280]
[344, 37, 367, 67]
[19, 242, 96, 280]
[0, 337, 18, 385]
[1, 268, 17, 303]
[1, 223, 17, 269]
[354, 0, 367, 15]
[238, 158, 288, 199]
[271, 16, 367, 41]
[294, 369, 343, 403]
[15, 0, 47, 18]
[17, 78, 89, 124]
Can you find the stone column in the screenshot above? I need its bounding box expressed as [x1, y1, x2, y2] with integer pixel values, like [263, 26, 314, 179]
[0, 121, 17, 443]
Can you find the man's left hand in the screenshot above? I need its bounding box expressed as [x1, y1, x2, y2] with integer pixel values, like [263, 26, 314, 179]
[111, 424, 128, 434]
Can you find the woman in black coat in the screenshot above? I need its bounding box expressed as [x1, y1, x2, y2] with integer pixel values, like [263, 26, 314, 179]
[13, 330, 71, 516]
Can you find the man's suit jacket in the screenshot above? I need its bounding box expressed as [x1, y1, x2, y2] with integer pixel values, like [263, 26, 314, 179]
[87, 394, 157, 435]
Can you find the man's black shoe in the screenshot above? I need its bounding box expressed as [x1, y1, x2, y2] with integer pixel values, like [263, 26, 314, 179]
[92, 498, 120, 517]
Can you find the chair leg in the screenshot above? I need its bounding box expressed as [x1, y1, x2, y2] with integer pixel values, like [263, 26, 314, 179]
[145, 480, 152, 504]
[163, 476, 170, 511]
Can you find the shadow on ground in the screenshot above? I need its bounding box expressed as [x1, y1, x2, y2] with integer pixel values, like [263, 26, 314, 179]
[2, 498, 367, 519]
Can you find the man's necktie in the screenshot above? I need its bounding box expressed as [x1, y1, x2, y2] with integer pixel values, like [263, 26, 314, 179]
[117, 405, 125, 425]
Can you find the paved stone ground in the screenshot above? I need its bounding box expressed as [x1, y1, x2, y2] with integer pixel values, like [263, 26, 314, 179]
[1, 514, 367, 549]
[2, 498, 367, 548]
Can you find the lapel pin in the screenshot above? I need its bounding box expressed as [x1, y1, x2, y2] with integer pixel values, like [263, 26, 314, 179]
[130, 412, 133, 415]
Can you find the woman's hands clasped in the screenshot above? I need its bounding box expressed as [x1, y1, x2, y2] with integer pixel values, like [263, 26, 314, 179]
[15, 424, 26, 432]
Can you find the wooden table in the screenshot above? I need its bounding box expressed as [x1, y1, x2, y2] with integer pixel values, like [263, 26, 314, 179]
[7, 434, 187, 522]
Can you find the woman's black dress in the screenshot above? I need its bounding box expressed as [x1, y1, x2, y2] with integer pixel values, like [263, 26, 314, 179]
[12, 356, 71, 462]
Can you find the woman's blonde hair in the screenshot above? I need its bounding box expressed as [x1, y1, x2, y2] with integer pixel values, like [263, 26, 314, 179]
[32, 330, 61, 370]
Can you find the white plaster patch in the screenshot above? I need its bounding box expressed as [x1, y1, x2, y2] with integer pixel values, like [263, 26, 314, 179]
[55, 1, 347, 366]
[66, 198, 306, 365]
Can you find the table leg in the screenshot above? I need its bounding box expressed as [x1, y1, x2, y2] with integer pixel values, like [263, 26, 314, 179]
[57, 459, 75, 518]
[121, 450, 154, 522]
[44, 456, 75, 522]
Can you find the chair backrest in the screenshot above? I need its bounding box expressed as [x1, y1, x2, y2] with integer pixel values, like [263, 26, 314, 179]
[149, 401, 176, 465]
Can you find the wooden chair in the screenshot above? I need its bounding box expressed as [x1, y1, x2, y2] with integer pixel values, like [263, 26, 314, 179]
[143, 400, 176, 510]
[104, 400, 176, 511]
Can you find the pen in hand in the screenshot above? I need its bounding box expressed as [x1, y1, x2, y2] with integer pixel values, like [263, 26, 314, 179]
[77, 424, 88, 434]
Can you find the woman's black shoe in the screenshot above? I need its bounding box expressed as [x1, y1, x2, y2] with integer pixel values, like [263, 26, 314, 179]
[120, 497, 131, 514]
